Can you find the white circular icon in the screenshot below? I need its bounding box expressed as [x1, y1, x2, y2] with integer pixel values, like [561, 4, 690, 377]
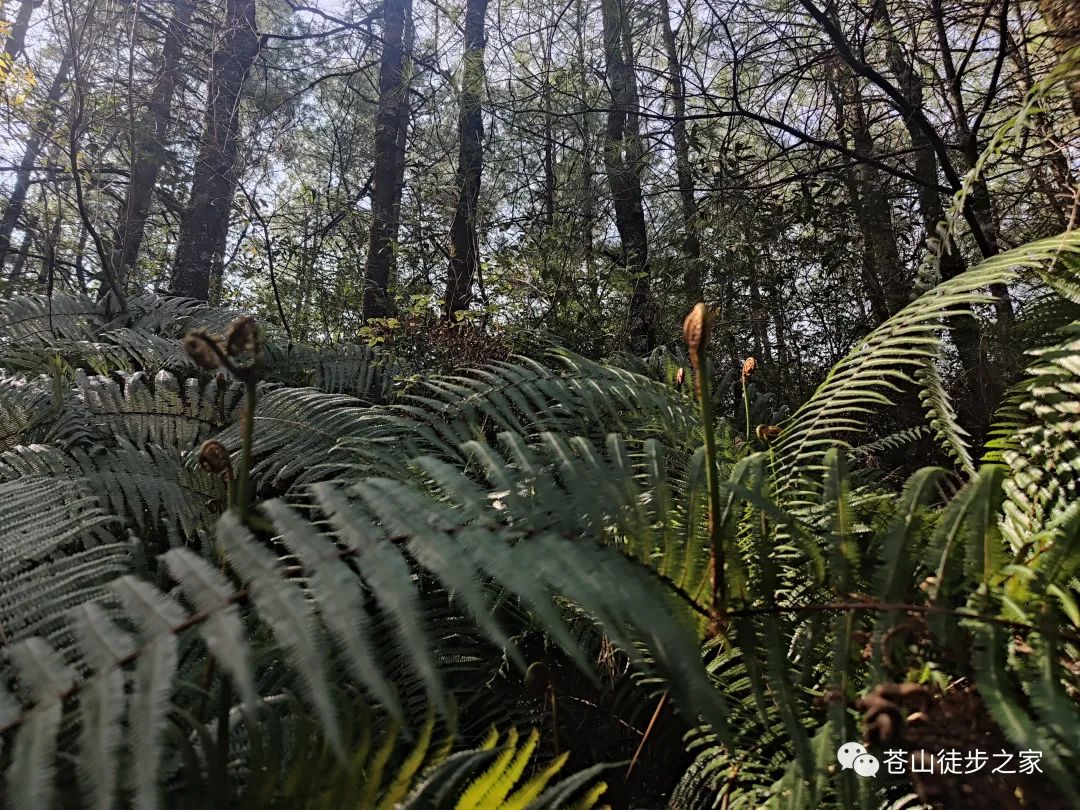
[836, 741, 880, 778]
[853, 753, 880, 778]
[836, 741, 866, 770]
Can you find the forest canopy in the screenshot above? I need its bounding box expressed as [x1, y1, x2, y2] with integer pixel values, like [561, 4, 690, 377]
[0, 0, 1079, 807]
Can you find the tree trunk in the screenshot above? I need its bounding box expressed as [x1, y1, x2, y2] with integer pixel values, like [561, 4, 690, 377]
[170, 0, 258, 301]
[657, 0, 701, 302]
[443, 0, 489, 320]
[930, 0, 1013, 323]
[575, 0, 595, 273]
[601, 0, 656, 353]
[0, 50, 72, 276]
[1040, 0, 1080, 118]
[829, 71, 904, 322]
[3, 0, 38, 61]
[388, 2, 413, 258]
[108, 0, 194, 297]
[874, 7, 993, 432]
[364, 0, 410, 320]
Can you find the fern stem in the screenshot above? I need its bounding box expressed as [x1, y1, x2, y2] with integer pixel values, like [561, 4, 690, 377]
[549, 687, 560, 756]
[685, 304, 727, 625]
[213, 676, 232, 809]
[235, 379, 256, 518]
[698, 358, 727, 623]
[741, 374, 751, 443]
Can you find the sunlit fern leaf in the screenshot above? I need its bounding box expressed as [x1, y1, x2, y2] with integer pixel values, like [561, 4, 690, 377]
[449, 727, 611, 810]
[372, 708, 438, 810]
[521, 762, 614, 810]
[455, 726, 523, 808]
[774, 229, 1080, 502]
[1001, 322, 1080, 551]
[401, 748, 501, 808]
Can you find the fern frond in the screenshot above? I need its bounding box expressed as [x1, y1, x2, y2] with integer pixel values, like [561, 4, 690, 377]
[72, 603, 132, 810]
[0, 443, 223, 543]
[775, 229, 1080, 499]
[217, 513, 343, 755]
[1001, 322, 1080, 550]
[215, 386, 370, 489]
[161, 549, 257, 708]
[917, 351, 975, 476]
[264, 342, 396, 402]
[0, 293, 101, 343]
[76, 369, 241, 450]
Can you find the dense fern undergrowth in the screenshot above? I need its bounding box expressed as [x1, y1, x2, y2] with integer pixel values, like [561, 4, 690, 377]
[3, 74, 1080, 808]
[0, 224, 1078, 809]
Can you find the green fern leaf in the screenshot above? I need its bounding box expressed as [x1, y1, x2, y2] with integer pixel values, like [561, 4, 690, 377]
[161, 549, 257, 708]
[217, 512, 343, 756]
[72, 603, 132, 810]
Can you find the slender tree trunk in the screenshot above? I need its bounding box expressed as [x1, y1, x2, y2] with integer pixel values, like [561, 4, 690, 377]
[2, 0, 38, 61]
[170, 0, 258, 301]
[8, 232, 31, 285]
[657, 0, 701, 302]
[601, 0, 656, 353]
[74, 222, 90, 295]
[542, 96, 555, 232]
[575, 0, 595, 274]
[0, 50, 72, 276]
[364, 0, 410, 320]
[874, 7, 993, 431]
[829, 71, 904, 322]
[930, 0, 1013, 323]
[388, 1, 413, 255]
[1040, 0, 1080, 118]
[107, 0, 194, 297]
[444, 0, 489, 320]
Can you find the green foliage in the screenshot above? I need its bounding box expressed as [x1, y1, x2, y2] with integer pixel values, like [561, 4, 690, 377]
[1, 218, 1079, 807]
